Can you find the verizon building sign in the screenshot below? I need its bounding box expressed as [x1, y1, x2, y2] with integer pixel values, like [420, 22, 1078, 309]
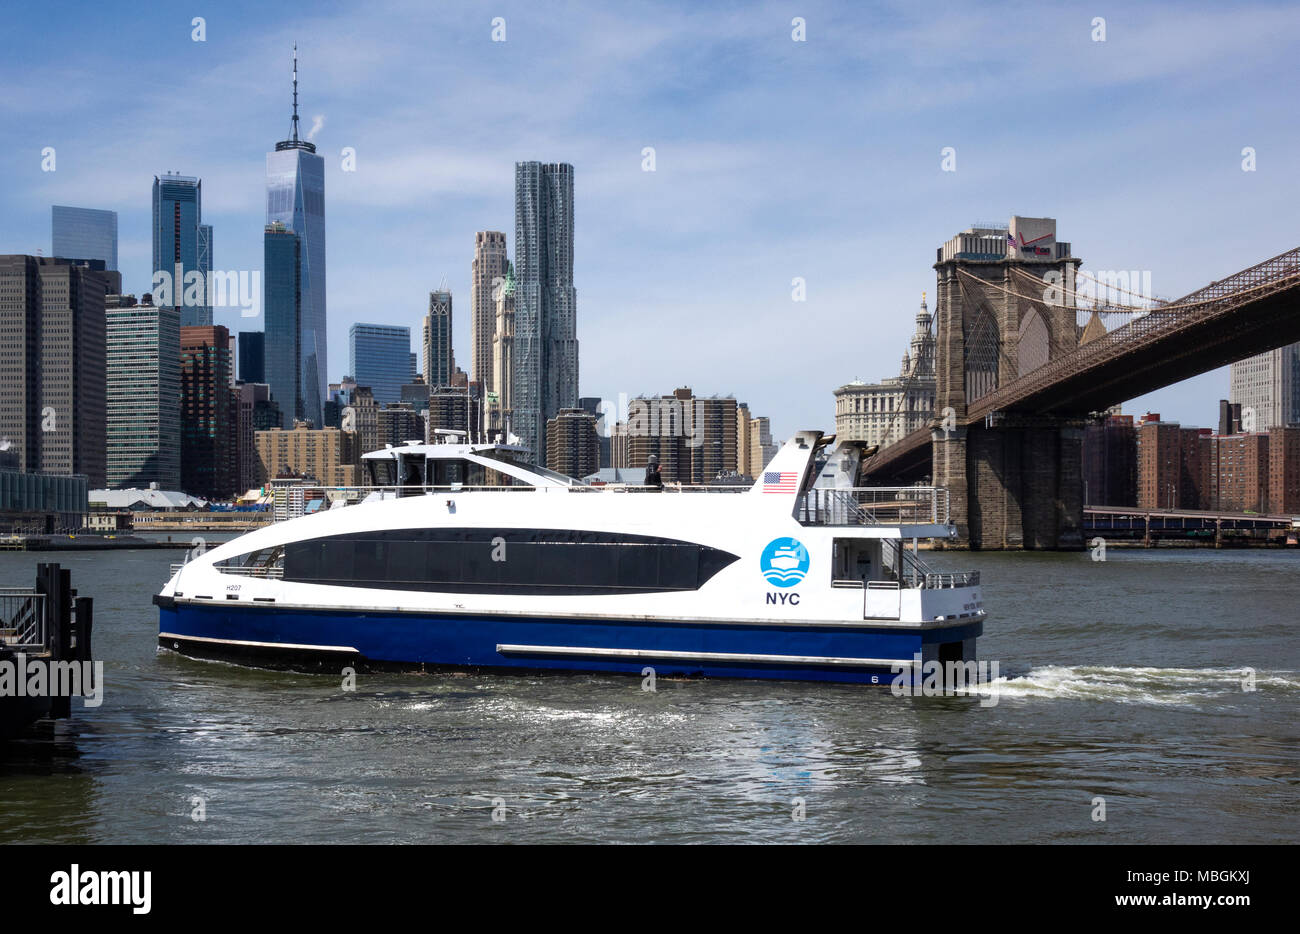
[1008, 216, 1057, 258]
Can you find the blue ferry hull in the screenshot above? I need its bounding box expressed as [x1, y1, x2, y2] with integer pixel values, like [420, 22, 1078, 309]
[156, 602, 982, 685]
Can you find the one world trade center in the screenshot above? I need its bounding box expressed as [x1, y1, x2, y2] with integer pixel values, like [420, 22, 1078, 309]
[265, 44, 326, 428]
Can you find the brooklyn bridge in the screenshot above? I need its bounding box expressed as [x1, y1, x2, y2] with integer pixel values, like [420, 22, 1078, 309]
[860, 217, 1300, 550]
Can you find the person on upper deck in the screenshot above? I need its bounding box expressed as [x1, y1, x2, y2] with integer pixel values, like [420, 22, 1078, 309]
[644, 454, 663, 490]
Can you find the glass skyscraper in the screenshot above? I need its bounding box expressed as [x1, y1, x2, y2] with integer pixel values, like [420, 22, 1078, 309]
[198, 223, 213, 320]
[265, 46, 326, 429]
[52, 206, 118, 270]
[106, 296, 181, 489]
[514, 161, 579, 464]
[350, 323, 411, 405]
[264, 222, 301, 428]
[152, 174, 211, 327]
[423, 291, 454, 387]
[239, 330, 266, 384]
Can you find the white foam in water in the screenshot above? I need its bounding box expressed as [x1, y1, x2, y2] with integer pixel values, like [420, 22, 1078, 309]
[982, 665, 1300, 706]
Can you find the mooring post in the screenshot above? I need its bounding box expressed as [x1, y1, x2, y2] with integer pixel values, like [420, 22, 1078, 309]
[48, 564, 73, 718]
[74, 596, 93, 663]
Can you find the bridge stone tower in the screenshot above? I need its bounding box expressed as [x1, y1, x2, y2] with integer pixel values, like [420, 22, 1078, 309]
[931, 217, 1086, 549]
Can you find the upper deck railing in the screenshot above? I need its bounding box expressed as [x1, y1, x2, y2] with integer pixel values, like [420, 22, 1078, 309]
[799, 487, 951, 526]
[241, 481, 954, 528]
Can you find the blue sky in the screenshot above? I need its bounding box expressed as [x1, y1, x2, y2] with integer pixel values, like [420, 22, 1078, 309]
[3, 0, 1298, 439]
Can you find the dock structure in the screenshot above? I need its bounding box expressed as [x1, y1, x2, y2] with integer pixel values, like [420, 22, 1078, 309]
[0, 563, 95, 740]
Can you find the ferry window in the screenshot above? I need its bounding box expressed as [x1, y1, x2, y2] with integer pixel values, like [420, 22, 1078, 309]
[353, 538, 387, 582]
[433, 461, 465, 486]
[274, 528, 738, 595]
[366, 460, 395, 487]
[388, 540, 427, 585]
[425, 537, 463, 586]
[320, 538, 354, 579]
[572, 541, 618, 587]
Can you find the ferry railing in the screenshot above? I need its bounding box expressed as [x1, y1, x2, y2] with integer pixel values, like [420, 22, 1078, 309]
[257, 481, 755, 506]
[212, 565, 284, 579]
[923, 571, 980, 589]
[170, 563, 283, 580]
[800, 487, 950, 526]
[880, 541, 978, 590]
[0, 588, 47, 652]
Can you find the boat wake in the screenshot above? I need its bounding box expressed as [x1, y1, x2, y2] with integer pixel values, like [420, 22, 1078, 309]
[981, 665, 1300, 706]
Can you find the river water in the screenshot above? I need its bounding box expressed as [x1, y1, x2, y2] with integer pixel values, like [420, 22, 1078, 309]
[1, 543, 1297, 844]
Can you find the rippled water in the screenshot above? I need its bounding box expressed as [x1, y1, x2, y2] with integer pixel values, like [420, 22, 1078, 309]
[2, 544, 1297, 843]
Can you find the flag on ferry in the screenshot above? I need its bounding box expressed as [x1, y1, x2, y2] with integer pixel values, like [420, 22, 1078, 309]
[763, 471, 798, 493]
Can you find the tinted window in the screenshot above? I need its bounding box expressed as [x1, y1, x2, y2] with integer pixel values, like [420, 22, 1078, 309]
[268, 528, 737, 595]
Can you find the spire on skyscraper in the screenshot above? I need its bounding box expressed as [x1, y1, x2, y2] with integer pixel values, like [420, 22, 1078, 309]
[291, 43, 299, 142]
[276, 43, 316, 153]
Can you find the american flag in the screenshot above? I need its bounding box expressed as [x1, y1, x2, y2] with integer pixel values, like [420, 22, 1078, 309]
[1007, 233, 1017, 249]
[763, 471, 798, 493]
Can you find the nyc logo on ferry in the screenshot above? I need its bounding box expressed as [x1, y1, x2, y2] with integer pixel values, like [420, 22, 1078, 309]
[760, 537, 809, 593]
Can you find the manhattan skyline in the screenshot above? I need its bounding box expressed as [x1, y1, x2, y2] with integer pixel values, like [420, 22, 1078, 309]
[4, 2, 1300, 440]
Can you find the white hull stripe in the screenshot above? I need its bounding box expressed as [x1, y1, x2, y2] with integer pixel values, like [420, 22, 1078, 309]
[496, 643, 919, 668]
[160, 632, 360, 654]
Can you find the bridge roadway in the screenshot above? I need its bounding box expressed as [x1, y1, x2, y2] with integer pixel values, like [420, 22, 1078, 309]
[1085, 505, 1298, 541]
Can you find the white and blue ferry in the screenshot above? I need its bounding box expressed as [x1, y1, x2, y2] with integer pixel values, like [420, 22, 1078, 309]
[155, 430, 985, 684]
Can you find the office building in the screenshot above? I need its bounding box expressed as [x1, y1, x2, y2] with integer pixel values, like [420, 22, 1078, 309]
[350, 323, 411, 405]
[578, 395, 611, 468]
[180, 325, 235, 498]
[750, 416, 777, 474]
[239, 330, 266, 384]
[106, 294, 181, 489]
[152, 173, 210, 327]
[235, 382, 281, 493]
[400, 375, 431, 414]
[52, 205, 118, 271]
[736, 403, 754, 477]
[266, 46, 327, 429]
[472, 231, 509, 391]
[513, 161, 579, 463]
[0, 467, 88, 533]
[0, 255, 108, 487]
[345, 386, 380, 455]
[263, 221, 302, 426]
[424, 290, 454, 387]
[198, 223, 213, 321]
[254, 424, 360, 487]
[1230, 343, 1300, 431]
[489, 263, 516, 437]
